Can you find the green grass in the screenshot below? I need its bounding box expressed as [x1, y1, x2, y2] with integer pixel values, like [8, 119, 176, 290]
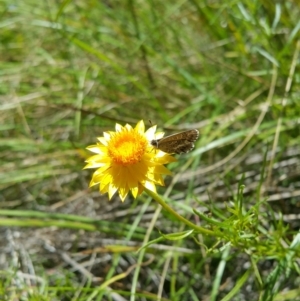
[1, 0, 300, 300]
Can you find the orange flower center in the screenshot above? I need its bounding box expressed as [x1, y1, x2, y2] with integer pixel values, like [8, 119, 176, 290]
[108, 130, 148, 165]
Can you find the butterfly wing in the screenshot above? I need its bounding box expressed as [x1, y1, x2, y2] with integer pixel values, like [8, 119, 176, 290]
[160, 140, 195, 154]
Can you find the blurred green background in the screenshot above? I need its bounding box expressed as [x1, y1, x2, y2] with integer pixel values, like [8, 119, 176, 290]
[0, 0, 299, 300]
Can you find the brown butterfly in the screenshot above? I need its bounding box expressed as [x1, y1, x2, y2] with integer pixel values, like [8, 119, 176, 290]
[150, 129, 199, 154]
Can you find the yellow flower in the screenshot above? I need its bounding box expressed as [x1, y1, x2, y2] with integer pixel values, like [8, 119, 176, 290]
[84, 120, 176, 202]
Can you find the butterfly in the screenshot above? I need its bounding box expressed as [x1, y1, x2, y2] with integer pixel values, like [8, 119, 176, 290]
[150, 129, 199, 154]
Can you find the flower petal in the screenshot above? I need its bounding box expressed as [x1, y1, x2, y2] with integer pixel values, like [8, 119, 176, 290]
[135, 120, 145, 134]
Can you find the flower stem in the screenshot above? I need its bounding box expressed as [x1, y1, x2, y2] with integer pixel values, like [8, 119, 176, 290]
[145, 188, 214, 236]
